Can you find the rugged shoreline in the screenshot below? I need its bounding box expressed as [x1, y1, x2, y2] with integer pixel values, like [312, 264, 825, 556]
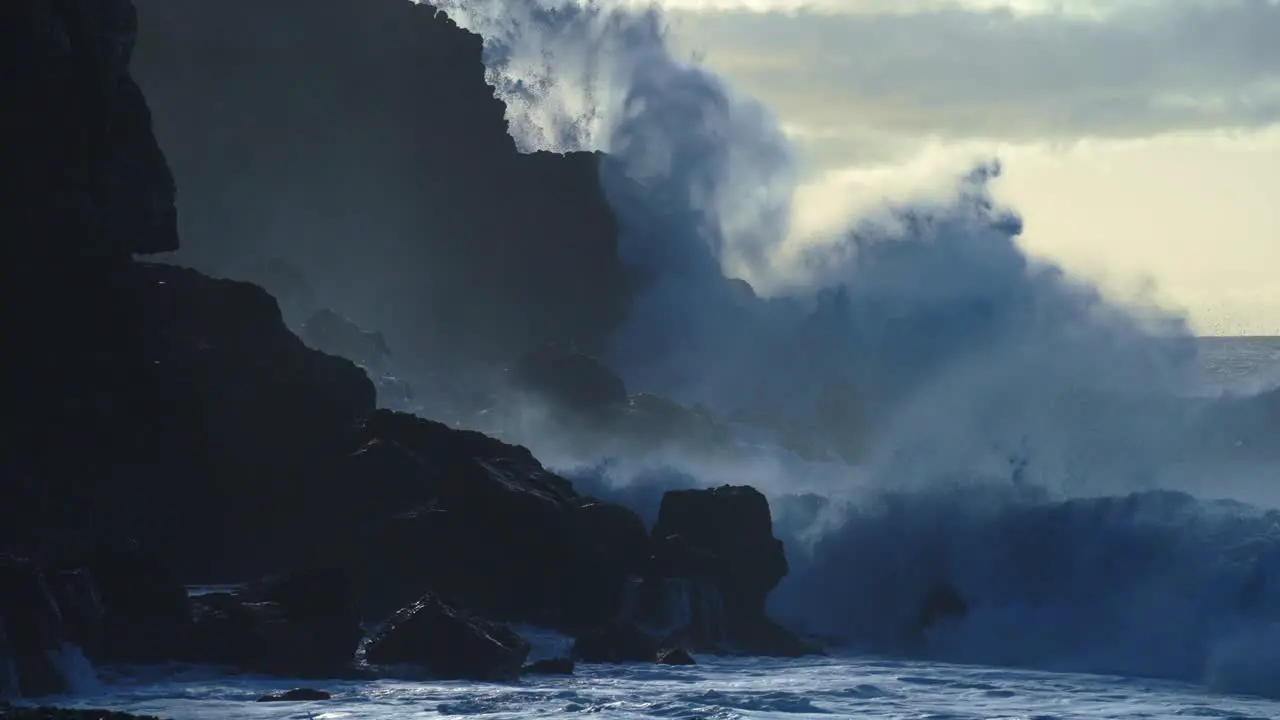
[0, 0, 816, 703]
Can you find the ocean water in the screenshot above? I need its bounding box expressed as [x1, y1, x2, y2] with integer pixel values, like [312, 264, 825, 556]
[16, 337, 1280, 719]
[40, 654, 1280, 720]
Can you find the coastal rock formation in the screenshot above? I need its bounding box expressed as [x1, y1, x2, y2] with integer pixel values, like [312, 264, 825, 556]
[0, 0, 813, 697]
[130, 0, 631, 371]
[644, 486, 818, 657]
[365, 593, 530, 682]
[184, 569, 365, 677]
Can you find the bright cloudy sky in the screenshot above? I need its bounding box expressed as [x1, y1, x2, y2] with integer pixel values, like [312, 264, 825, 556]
[655, 0, 1280, 335]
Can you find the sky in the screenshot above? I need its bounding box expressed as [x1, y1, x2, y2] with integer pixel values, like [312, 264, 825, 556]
[656, 0, 1280, 335]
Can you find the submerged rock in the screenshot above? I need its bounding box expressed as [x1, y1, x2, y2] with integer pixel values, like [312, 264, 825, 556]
[365, 594, 530, 682]
[256, 688, 331, 702]
[657, 647, 696, 666]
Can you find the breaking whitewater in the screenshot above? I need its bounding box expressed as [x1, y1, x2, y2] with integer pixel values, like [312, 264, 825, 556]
[23, 0, 1280, 715]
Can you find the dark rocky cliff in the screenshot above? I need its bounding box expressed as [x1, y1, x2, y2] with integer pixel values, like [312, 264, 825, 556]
[0, 0, 812, 696]
[129, 0, 632, 371]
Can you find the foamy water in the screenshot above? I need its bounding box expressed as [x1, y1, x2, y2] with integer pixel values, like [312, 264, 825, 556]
[33, 655, 1280, 720]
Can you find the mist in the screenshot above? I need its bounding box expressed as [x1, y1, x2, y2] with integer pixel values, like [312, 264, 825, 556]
[126, 0, 1280, 689]
[433, 0, 1280, 688]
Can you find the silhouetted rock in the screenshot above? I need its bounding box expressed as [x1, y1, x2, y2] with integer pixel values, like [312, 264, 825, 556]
[0, 558, 65, 697]
[87, 544, 191, 664]
[657, 648, 696, 666]
[185, 568, 364, 677]
[333, 411, 648, 626]
[653, 486, 788, 624]
[648, 486, 820, 657]
[365, 594, 529, 682]
[622, 394, 729, 450]
[47, 570, 105, 663]
[238, 257, 316, 328]
[302, 309, 392, 374]
[255, 688, 331, 702]
[131, 0, 630, 369]
[508, 346, 629, 418]
[0, 0, 816, 698]
[522, 657, 575, 676]
[1, 0, 177, 272]
[572, 621, 659, 664]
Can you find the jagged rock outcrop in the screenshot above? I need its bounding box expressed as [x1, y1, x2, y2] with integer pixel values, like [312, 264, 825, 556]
[0, 0, 816, 697]
[364, 594, 529, 682]
[130, 0, 631, 371]
[0, 558, 67, 697]
[185, 569, 365, 677]
[508, 346, 630, 419]
[652, 486, 788, 624]
[331, 410, 650, 626]
[256, 689, 332, 703]
[644, 486, 819, 657]
[1, 0, 177, 271]
[301, 309, 392, 374]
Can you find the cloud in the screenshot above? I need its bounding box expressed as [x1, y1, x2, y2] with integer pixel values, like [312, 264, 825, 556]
[667, 0, 1280, 144]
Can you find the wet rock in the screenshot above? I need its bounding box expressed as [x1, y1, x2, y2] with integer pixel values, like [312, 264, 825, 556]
[336, 411, 647, 627]
[48, 570, 105, 662]
[572, 621, 658, 664]
[650, 486, 820, 657]
[256, 688, 331, 702]
[522, 658, 574, 676]
[365, 594, 529, 681]
[185, 568, 363, 676]
[656, 648, 696, 666]
[87, 544, 191, 664]
[652, 486, 788, 623]
[0, 558, 67, 697]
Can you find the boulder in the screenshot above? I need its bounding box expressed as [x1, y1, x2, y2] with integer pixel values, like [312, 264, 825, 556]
[365, 594, 529, 682]
[572, 621, 658, 664]
[256, 688, 331, 702]
[0, 558, 66, 697]
[649, 486, 820, 657]
[652, 486, 788, 624]
[185, 568, 363, 676]
[656, 648, 696, 666]
[335, 411, 648, 627]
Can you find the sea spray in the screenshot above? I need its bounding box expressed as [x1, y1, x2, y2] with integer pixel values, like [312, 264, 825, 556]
[423, 0, 1280, 690]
